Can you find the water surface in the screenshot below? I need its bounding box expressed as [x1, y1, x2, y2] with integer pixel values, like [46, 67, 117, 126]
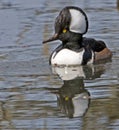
[0, 0, 119, 129]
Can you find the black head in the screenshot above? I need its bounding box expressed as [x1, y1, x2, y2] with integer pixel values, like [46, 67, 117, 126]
[43, 6, 88, 44]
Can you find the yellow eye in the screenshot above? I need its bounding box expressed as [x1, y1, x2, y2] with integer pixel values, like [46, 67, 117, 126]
[65, 96, 69, 101]
[63, 29, 67, 33]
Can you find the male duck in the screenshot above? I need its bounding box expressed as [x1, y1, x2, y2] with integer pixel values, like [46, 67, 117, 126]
[43, 6, 112, 66]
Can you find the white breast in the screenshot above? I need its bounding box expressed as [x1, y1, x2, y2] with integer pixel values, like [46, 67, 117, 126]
[51, 48, 85, 66]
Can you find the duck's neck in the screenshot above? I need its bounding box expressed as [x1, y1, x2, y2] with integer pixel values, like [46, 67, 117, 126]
[62, 34, 83, 51]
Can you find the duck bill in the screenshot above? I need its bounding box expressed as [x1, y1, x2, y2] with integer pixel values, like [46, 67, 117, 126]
[43, 33, 59, 44]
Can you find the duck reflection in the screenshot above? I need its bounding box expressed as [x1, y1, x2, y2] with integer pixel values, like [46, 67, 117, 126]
[56, 76, 90, 118]
[47, 65, 105, 118]
[52, 64, 105, 80]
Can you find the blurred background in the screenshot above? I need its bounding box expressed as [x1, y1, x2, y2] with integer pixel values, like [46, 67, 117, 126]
[0, 0, 119, 129]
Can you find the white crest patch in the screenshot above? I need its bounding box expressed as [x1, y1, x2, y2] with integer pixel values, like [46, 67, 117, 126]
[69, 9, 87, 34]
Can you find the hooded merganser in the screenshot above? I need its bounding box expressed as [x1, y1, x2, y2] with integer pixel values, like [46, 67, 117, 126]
[43, 6, 112, 66]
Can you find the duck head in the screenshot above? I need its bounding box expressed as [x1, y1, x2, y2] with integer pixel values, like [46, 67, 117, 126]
[43, 6, 88, 44]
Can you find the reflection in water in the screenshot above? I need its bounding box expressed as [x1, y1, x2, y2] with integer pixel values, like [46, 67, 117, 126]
[52, 64, 105, 80]
[48, 76, 90, 118]
[117, 0, 119, 10]
[46, 65, 105, 118]
[56, 77, 90, 118]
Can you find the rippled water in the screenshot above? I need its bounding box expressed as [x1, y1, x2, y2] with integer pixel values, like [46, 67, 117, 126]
[0, 0, 119, 129]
